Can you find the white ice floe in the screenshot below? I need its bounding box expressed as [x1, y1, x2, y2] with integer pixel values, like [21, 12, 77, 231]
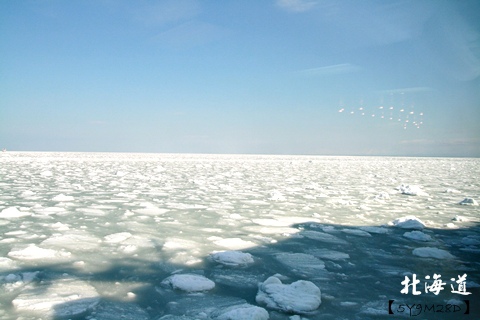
[133, 202, 169, 215]
[213, 303, 269, 320]
[397, 184, 428, 196]
[162, 274, 215, 292]
[444, 188, 460, 193]
[8, 244, 71, 260]
[40, 170, 53, 177]
[412, 247, 455, 259]
[268, 191, 286, 201]
[452, 215, 469, 222]
[42, 231, 101, 251]
[212, 237, 257, 250]
[256, 275, 321, 314]
[209, 251, 254, 266]
[52, 193, 74, 201]
[12, 278, 100, 318]
[458, 198, 478, 206]
[391, 216, 426, 230]
[104, 232, 132, 243]
[252, 219, 291, 227]
[0, 207, 31, 218]
[403, 231, 432, 242]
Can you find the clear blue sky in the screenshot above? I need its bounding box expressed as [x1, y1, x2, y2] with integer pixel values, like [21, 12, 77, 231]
[1, 0, 479, 156]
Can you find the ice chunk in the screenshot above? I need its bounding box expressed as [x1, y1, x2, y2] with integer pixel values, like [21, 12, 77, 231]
[8, 244, 71, 260]
[134, 202, 169, 215]
[403, 231, 432, 242]
[256, 275, 321, 313]
[12, 278, 100, 318]
[42, 231, 100, 251]
[40, 170, 53, 177]
[0, 257, 16, 270]
[391, 216, 426, 230]
[268, 191, 286, 201]
[213, 237, 257, 250]
[452, 215, 469, 222]
[211, 269, 265, 289]
[209, 251, 254, 266]
[397, 184, 428, 196]
[275, 252, 325, 277]
[458, 198, 478, 206]
[444, 188, 460, 193]
[213, 303, 269, 320]
[104, 232, 132, 243]
[301, 230, 348, 244]
[52, 194, 74, 201]
[306, 248, 350, 261]
[412, 247, 455, 259]
[162, 274, 215, 292]
[0, 207, 31, 218]
[252, 219, 291, 227]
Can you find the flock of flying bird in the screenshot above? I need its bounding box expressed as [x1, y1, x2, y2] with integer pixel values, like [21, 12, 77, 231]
[338, 93, 425, 130]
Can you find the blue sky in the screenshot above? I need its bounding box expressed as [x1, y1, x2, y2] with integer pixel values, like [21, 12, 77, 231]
[1, 0, 479, 156]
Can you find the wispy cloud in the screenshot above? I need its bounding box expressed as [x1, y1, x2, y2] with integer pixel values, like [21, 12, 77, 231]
[276, 0, 317, 13]
[298, 63, 361, 76]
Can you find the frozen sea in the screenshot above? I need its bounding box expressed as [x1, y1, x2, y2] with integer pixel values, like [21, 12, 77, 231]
[0, 152, 479, 320]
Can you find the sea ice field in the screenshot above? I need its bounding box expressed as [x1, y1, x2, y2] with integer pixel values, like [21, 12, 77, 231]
[0, 152, 479, 320]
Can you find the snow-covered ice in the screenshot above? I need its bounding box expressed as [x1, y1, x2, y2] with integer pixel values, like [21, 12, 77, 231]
[209, 251, 254, 266]
[161, 274, 215, 292]
[412, 247, 456, 259]
[0, 152, 479, 319]
[390, 215, 426, 230]
[458, 197, 478, 206]
[403, 230, 433, 242]
[256, 275, 321, 313]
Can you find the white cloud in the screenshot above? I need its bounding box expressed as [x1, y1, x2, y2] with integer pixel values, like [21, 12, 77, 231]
[299, 63, 361, 76]
[276, 0, 317, 13]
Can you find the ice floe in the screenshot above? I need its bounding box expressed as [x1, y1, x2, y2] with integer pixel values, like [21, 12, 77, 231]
[397, 184, 428, 196]
[8, 244, 71, 260]
[212, 303, 269, 320]
[12, 278, 100, 318]
[0, 207, 31, 218]
[256, 275, 321, 314]
[390, 215, 426, 230]
[52, 193, 74, 201]
[403, 230, 432, 241]
[209, 250, 254, 266]
[412, 247, 455, 259]
[458, 197, 478, 206]
[162, 274, 215, 292]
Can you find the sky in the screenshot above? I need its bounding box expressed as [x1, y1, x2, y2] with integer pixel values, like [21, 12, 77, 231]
[1, 0, 480, 157]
